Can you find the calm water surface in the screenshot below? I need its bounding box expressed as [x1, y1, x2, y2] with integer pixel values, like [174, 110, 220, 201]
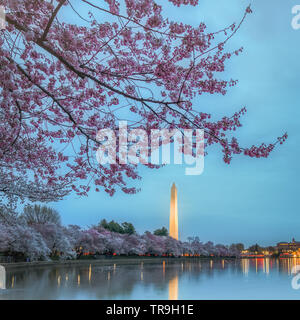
[1, 258, 300, 299]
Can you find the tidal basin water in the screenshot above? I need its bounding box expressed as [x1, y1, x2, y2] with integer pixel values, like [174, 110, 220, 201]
[1, 258, 300, 300]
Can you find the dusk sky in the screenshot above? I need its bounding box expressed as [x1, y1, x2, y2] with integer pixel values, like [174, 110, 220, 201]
[50, 0, 299, 247]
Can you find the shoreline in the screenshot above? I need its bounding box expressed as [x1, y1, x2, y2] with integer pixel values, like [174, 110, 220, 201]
[1, 256, 237, 270]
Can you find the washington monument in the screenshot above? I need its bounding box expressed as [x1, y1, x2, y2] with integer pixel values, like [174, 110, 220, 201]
[169, 183, 178, 240]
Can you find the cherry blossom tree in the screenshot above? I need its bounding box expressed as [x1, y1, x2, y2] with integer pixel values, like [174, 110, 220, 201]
[165, 236, 183, 256]
[142, 231, 165, 255]
[215, 244, 230, 257]
[21, 204, 61, 225]
[0, 0, 287, 205]
[121, 233, 146, 255]
[75, 227, 107, 255]
[29, 222, 75, 258]
[189, 237, 206, 255]
[104, 230, 125, 254]
[0, 222, 14, 253]
[203, 241, 215, 255]
[0, 222, 51, 260]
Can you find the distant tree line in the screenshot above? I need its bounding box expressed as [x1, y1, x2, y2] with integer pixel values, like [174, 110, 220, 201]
[0, 205, 274, 262]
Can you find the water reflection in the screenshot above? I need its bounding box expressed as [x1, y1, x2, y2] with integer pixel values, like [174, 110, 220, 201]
[88, 265, 91, 284]
[0, 266, 5, 290]
[168, 274, 178, 300]
[242, 259, 249, 276]
[1, 258, 300, 299]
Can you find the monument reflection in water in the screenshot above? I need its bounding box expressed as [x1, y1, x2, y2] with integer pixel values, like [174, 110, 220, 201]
[1, 258, 300, 300]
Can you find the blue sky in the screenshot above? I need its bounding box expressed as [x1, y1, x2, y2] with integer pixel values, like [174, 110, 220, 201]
[51, 0, 300, 247]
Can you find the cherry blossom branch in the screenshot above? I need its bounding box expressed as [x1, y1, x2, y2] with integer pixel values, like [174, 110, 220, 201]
[41, 0, 67, 41]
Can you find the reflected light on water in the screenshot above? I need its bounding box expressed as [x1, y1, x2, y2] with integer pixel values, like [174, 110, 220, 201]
[291, 258, 299, 274]
[0, 266, 5, 290]
[279, 257, 300, 275]
[168, 274, 178, 300]
[242, 259, 249, 276]
[89, 265, 92, 283]
[77, 274, 80, 286]
[57, 275, 61, 287]
[265, 258, 270, 275]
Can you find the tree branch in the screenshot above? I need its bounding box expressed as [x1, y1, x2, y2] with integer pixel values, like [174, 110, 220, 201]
[40, 0, 67, 41]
